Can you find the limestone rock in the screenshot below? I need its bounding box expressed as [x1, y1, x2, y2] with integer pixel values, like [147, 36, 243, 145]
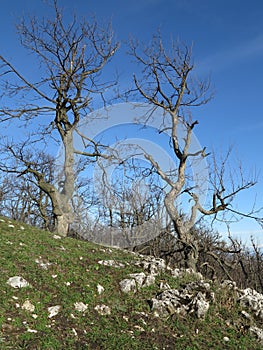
[35, 257, 52, 270]
[135, 257, 166, 275]
[119, 278, 137, 293]
[22, 300, 35, 313]
[120, 272, 155, 293]
[7, 276, 31, 288]
[149, 280, 213, 319]
[221, 280, 237, 290]
[159, 281, 171, 290]
[48, 305, 61, 318]
[171, 268, 203, 280]
[94, 304, 111, 315]
[249, 326, 263, 345]
[129, 272, 155, 289]
[98, 260, 125, 268]
[238, 288, 263, 319]
[74, 302, 88, 312]
[97, 284, 105, 295]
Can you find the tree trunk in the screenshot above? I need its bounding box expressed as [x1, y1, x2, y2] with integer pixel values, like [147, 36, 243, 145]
[53, 129, 75, 237]
[55, 214, 70, 237]
[183, 242, 199, 271]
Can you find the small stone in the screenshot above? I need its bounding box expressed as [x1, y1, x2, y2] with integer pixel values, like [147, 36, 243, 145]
[48, 305, 61, 318]
[241, 310, 251, 319]
[223, 337, 230, 342]
[72, 328, 78, 336]
[160, 281, 171, 290]
[74, 302, 88, 312]
[97, 284, 104, 295]
[27, 328, 37, 333]
[22, 300, 35, 313]
[98, 260, 125, 268]
[7, 276, 30, 288]
[35, 258, 52, 270]
[94, 304, 111, 315]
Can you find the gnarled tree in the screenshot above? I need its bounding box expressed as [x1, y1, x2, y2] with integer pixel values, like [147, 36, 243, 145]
[0, 0, 118, 235]
[130, 34, 262, 271]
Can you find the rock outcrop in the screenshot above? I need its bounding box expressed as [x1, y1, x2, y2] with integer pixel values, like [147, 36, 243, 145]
[149, 280, 213, 319]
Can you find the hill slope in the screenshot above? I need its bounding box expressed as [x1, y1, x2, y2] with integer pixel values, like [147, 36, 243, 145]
[0, 216, 262, 349]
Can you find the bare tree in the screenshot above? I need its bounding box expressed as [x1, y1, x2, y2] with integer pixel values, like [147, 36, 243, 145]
[0, 151, 54, 229]
[130, 34, 262, 271]
[79, 157, 167, 247]
[0, 0, 119, 235]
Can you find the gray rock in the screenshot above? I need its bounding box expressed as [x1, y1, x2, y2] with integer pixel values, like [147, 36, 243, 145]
[21, 300, 35, 312]
[129, 272, 156, 288]
[238, 288, 263, 319]
[7, 276, 31, 288]
[221, 280, 237, 290]
[98, 260, 125, 268]
[171, 268, 203, 280]
[192, 292, 210, 319]
[149, 281, 213, 319]
[249, 326, 263, 345]
[144, 274, 156, 287]
[94, 304, 111, 315]
[119, 278, 137, 293]
[129, 273, 147, 288]
[48, 305, 61, 318]
[135, 257, 166, 275]
[159, 281, 171, 290]
[120, 272, 156, 293]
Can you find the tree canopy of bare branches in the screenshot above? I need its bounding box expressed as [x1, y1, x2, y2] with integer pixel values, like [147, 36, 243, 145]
[0, 0, 119, 235]
[130, 33, 262, 271]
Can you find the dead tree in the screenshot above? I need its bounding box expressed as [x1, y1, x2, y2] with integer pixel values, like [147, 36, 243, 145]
[0, 0, 119, 236]
[130, 34, 262, 271]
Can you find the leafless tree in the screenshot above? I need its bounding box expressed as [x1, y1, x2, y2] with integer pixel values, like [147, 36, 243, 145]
[129, 33, 262, 271]
[79, 157, 167, 247]
[0, 150, 55, 229]
[0, 0, 119, 236]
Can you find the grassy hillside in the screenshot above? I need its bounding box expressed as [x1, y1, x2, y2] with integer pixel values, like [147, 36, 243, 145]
[0, 216, 262, 349]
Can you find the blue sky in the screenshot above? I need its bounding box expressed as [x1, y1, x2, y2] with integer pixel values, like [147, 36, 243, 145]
[1, 0, 263, 245]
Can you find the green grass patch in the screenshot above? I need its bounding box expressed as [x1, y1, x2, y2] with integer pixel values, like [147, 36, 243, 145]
[0, 216, 262, 349]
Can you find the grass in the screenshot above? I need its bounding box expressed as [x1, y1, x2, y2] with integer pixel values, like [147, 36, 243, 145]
[0, 216, 262, 349]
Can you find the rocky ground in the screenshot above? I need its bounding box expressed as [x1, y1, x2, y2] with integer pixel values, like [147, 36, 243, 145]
[1, 216, 263, 349]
